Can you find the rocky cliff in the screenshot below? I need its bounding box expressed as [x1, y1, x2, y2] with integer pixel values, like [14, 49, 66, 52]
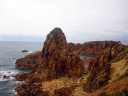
[68, 41, 122, 56]
[15, 28, 84, 96]
[84, 41, 127, 92]
[77, 41, 123, 55]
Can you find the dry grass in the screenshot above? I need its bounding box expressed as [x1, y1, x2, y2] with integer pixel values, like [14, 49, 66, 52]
[109, 59, 128, 83]
[89, 77, 128, 96]
[41, 73, 89, 95]
[71, 85, 88, 96]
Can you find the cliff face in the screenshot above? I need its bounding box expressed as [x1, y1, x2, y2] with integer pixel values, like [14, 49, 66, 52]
[15, 28, 84, 95]
[77, 41, 122, 55]
[68, 41, 122, 56]
[84, 41, 125, 92]
[68, 43, 83, 52]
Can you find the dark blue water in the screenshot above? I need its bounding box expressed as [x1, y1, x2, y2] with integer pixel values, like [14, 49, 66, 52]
[0, 41, 43, 96]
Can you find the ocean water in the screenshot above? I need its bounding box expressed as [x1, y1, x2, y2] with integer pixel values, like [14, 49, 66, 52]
[0, 41, 43, 96]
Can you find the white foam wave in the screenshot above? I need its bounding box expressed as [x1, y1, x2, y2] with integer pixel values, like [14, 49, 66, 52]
[12, 90, 18, 95]
[14, 81, 24, 84]
[0, 69, 19, 81]
[0, 76, 14, 82]
[0, 70, 19, 76]
[12, 60, 16, 64]
[27, 51, 32, 54]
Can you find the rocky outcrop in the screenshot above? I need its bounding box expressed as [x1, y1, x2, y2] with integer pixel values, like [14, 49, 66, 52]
[3, 75, 10, 79]
[21, 50, 29, 52]
[15, 73, 29, 81]
[68, 43, 83, 52]
[84, 41, 125, 92]
[68, 41, 123, 56]
[16, 41, 122, 70]
[15, 51, 42, 69]
[15, 83, 50, 96]
[15, 28, 84, 96]
[77, 41, 122, 55]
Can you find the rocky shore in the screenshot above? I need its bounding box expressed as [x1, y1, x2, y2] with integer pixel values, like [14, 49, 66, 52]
[15, 28, 128, 96]
[15, 28, 84, 96]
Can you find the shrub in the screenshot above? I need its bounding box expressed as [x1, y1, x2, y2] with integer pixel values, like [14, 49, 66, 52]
[119, 50, 128, 57]
[87, 70, 94, 79]
[120, 70, 128, 79]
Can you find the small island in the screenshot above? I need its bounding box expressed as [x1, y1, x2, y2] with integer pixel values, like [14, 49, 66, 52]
[21, 50, 29, 53]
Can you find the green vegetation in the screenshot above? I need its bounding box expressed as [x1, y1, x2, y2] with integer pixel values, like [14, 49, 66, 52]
[80, 73, 87, 82]
[51, 31, 57, 39]
[119, 49, 128, 57]
[120, 70, 128, 79]
[102, 90, 128, 96]
[114, 69, 128, 82]
[109, 49, 128, 64]
[87, 70, 94, 79]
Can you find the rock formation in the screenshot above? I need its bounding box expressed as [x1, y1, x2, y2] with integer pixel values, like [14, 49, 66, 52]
[15, 28, 84, 96]
[21, 50, 29, 52]
[77, 41, 122, 55]
[84, 41, 125, 92]
[16, 41, 122, 70]
[16, 51, 42, 69]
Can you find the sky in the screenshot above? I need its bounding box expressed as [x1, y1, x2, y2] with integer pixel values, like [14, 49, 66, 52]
[0, 0, 128, 44]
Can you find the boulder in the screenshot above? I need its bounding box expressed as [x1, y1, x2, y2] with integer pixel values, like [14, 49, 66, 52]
[21, 50, 29, 52]
[3, 75, 10, 79]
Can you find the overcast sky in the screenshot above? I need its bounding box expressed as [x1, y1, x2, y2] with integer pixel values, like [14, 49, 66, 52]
[0, 0, 128, 44]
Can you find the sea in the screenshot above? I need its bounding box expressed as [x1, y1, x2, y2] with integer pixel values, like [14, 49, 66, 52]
[0, 41, 43, 96]
[0, 41, 95, 96]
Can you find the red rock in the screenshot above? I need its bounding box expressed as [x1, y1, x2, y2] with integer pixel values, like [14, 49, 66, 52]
[15, 73, 29, 81]
[15, 51, 42, 69]
[15, 28, 84, 95]
[21, 50, 29, 52]
[15, 83, 50, 96]
[3, 75, 10, 79]
[68, 41, 123, 56]
[54, 85, 79, 96]
[84, 41, 125, 92]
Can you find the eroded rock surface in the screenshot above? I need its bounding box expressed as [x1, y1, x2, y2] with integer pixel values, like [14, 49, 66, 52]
[15, 28, 84, 96]
[15, 51, 42, 69]
[84, 41, 125, 92]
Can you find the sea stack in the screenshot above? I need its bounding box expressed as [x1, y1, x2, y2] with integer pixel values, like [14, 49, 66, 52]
[15, 28, 84, 95]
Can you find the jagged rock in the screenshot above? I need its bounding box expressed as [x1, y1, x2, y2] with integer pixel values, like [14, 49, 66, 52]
[15, 73, 29, 81]
[15, 83, 50, 96]
[15, 28, 84, 95]
[15, 51, 42, 69]
[3, 75, 10, 79]
[84, 41, 125, 92]
[68, 41, 123, 56]
[68, 43, 82, 52]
